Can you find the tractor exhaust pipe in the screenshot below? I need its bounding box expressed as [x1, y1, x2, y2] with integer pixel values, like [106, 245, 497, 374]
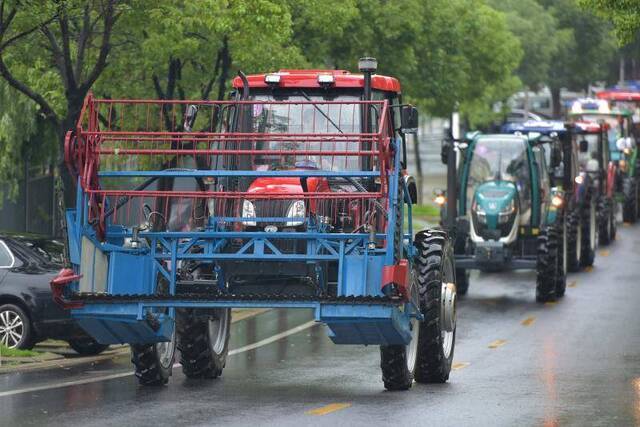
[446, 111, 459, 232]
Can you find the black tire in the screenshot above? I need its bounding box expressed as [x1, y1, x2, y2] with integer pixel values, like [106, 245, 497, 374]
[414, 231, 455, 383]
[0, 303, 34, 349]
[177, 308, 231, 379]
[131, 334, 176, 386]
[68, 337, 109, 356]
[380, 344, 414, 391]
[566, 211, 581, 272]
[536, 227, 559, 303]
[456, 268, 469, 296]
[555, 219, 567, 298]
[598, 198, 616, 245]
[580, 197, 597, 267]
[622, 178, 638, 223]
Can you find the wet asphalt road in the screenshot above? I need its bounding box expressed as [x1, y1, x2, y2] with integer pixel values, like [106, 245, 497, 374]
[2, 225, 640, 427]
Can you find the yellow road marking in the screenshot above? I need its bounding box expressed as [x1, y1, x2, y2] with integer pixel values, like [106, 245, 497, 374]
[231, 308, 270, 323]
[521, 316, 536, 326]
[568, 281, 577, 288]
[452, 362, 470, 370]
[545, 301, 557, 306]
[623, 222, 631, 227]
[306, 403, 352, 416]
[585, 266, 594, 272]
[599, 250, 610, 257]
[488, 339, 507, 349]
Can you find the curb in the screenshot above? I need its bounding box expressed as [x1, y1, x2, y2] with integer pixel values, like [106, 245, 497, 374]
[0, 308, 271, 375]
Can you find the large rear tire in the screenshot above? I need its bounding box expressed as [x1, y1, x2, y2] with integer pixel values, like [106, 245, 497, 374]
[177, 308, 231, 379]
[566, 211, 581, 272]
[413, 231, 456, 383]
[131, 331, 176, 386]
[536, 227, 559, 303]
[580, 197, 597, 267]
[555, 218, 567, 298]
[598, 198, 616, 245]
[622, 178, 638, 223]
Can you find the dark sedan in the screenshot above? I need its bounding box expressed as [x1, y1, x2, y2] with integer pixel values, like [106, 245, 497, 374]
[0, 234, 108, 354]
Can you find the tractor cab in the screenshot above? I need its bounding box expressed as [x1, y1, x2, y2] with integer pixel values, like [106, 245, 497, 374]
[224, 67, 419, 233]
[569, 98, 636, 163]
[439, 128, 566, 302]
[460, 134, 553, 248]
[570, 98, 640, 222]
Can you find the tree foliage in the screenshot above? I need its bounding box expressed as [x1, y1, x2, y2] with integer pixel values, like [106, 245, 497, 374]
[579, 0, 640, 45]
[0, 0, 626, 196]
[488, 0, 560, 91]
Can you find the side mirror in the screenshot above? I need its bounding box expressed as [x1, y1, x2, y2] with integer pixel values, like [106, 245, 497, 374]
[441, 140, 451, 164]
[401, 105, 419, 134]
[579, 139, 589, 153]
[183, 104, 198, 131]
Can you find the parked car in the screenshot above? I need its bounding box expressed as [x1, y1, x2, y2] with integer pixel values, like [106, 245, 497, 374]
[505, 109, 551, 123]
[0, 234, 109, 354]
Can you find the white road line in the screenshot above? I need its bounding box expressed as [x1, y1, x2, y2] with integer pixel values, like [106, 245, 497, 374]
[0, 320, 318, 399]
[228, 320, 316, 356]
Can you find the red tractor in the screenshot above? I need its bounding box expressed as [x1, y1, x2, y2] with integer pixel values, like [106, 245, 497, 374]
[54, 58, 456, 391]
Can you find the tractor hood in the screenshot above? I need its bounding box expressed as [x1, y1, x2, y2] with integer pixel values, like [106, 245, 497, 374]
[472, 181, 518, 231]
[246, 176, 326, 195]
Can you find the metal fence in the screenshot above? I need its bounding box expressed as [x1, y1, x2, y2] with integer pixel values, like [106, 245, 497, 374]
[0, 165, 56, 236]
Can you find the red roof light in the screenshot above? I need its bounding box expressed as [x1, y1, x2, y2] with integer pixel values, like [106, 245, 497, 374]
[232, 70, 401, 93]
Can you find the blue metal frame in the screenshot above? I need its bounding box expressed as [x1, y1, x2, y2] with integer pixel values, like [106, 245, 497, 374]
[64, 135, 422, 347]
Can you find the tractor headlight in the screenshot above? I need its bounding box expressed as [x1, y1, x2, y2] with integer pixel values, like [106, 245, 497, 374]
[285, 200, 306, 227]
[242, 200, 257, 226]
[498, 200, 516, 224]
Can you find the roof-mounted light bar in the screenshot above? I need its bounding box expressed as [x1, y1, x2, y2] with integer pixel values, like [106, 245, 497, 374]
[317, 74, 335, 86]
[264, 74, 281, 85]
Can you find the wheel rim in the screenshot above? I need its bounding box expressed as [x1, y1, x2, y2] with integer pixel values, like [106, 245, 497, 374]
[405, 269, 420, 372]
[208, 309, 230, 355]
[0, 309, 24, 349]
[155, 330, 175, 369]
[441, 256, 456, 359]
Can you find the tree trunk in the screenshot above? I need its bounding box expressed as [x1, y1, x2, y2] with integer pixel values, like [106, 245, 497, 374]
[216, 37, 231, 101]
[550, 87, 562, 119]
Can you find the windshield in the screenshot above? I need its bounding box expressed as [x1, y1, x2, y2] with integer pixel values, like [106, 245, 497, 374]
[579, 114, 626, 152]
[577, 134, 600, 168]
[245, 93, 366, 171]
[466, 137, 531, 213]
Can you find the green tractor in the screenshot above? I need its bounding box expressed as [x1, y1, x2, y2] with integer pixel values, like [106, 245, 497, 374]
[438, 131, 567, 302]
[569, 99, 639, 223]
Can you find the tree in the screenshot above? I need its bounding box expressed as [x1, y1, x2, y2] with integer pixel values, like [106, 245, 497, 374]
[0, 81, 55, 201]
[0, 1, 122, 143]
[579, 0, 640, 45]
[95, 0, 305, 123]
[540, 0, 616, 116]
[410, 0, 522, 125]
[488, 0, 560, 92]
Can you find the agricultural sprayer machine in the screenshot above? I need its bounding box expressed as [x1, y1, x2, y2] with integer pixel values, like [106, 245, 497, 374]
[51, 59, 457, 391]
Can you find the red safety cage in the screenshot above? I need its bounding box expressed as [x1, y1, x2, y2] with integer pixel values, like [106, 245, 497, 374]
[66, 94, 396, 239]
